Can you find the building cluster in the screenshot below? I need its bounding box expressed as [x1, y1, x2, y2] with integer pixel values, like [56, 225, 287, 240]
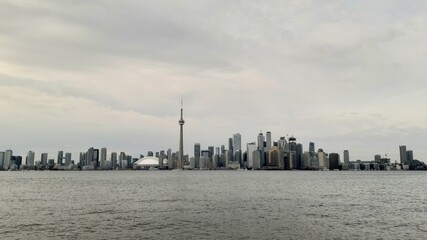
[0, 105, 425, 171]
[0, 134, 424, 171]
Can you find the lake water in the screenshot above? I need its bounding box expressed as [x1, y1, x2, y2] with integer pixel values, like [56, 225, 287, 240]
[1, 171, 426, 239]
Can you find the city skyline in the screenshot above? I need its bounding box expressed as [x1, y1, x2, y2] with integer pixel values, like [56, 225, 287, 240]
[1, 1, 426, 162]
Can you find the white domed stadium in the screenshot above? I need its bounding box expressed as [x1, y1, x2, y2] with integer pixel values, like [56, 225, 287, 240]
[134, 156, 168, 170]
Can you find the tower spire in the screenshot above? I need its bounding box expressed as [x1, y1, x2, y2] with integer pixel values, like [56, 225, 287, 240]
[178, 96, 185, 169]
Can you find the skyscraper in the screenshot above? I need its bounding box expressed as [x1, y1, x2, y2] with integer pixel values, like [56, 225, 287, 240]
[233, 133, 242, 153]
[100, 148, 107, 168]
[0, 151, 4, 167]
[399, 145, 407, 164]
[41, 152, 48, 166]
[343, 150, 349, 165]
[309, 142, 315, 153]
[27, 151, 35, 166]
[266, 131, 272, 151]
[194, 143, 201, 168]
[57, 151, 63, 165]
[257, 132, 265, 150]
[178, 98, 185, 169]
[406, 150, 413, 163]
[111, 152, 117, 169]
[65, 153, 72, 166]
[329, 153, 340, 170]
[4, 150, 12, 169]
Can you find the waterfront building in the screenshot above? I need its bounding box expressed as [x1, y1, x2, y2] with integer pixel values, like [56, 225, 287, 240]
[374, 154, 381, 161]
[247, 142, 257, 169]
[266, 131, 272, 151]
[407, 150, 413, 163]
[233, 133, 241, 153]
[194, 143, 201, 168]
[344, 150, 350, 165]
[302, 152, 311, 169]
[57, 151, 63, 165]
[208, 146, 214, 158]
[234, 150, 242, 165]
[252, 150, 262, 170]
[318, 149, 327, 169]
[159, 150, 164, 168]
[257, 132, 265, 150]
[277, 137, 287, 151]
[268, 146, 280, 167]
[41, 153, 48, 166]
[0, 151, 4, 167]
[26, 151, 35, 166]
[111, 152, 117, 169]
[100, 148, 107, 168]
[309, 142, 315, 153]
[399, 145, 407, 164]
[65, 153, 72, 166]
[329, 153, 340, 170]
[167, 148, 173, 169]
[199, 156, 207, 169]
[4, 150, 12, 169]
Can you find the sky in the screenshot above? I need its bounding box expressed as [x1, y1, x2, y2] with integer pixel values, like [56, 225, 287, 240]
[1, 0, 426, 162]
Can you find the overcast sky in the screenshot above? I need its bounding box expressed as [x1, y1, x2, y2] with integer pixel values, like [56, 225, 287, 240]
[1, 0, 426, 162]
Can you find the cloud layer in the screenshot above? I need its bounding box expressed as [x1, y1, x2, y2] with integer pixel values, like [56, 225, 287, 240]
[1, 0, 426, 161]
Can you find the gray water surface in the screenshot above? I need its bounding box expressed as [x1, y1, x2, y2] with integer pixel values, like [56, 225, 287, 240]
[1, 171, 426, 239]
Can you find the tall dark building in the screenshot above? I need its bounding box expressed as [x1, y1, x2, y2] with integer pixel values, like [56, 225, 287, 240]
[296, 143, 303, 169]
[208, 146, 214, 158]
[406, 150, 413, 163]
[309, 142, 315, 153]
[329, 153, 340, 170]
[194, 143, 201, 168]
[399, 145, 407, 164]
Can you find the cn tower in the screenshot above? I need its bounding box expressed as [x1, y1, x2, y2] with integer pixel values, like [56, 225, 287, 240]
[178, 97, 185, 169]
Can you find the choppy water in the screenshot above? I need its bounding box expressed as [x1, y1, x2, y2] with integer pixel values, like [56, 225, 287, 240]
[1, 171, 426, 239]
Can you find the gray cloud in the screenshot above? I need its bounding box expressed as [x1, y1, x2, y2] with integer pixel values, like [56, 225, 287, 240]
[1, 0, 426, 162]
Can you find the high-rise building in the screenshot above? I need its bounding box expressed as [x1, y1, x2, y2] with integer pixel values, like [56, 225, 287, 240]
[4, 150, 12, 169]
[247, 142, 257, 169]
[41, 153, 48, 166]
[277, 137, 287, 151]
[295, 143, 303, 170]
[318, 149, 327, 169]
[194, 143, 201, 168]
[343, 150, 349, 164]
[0, 151, 4, 167]
[159, 150, 165, 167]
[111, 152, 117, 169]
[79, 152, 86, 166]
[309, 142, 315, 153]
[100, 148, 107, 168]
[257, 132, 265, 150]
[167, 148, 173, 169]
[57, 151, 63, 165]
[399, 145, 407, 164]
[208, 146, 214, 158]
[406, 150, 414, 163]
[233, 133, 241, 153]
[266, 131, 272, 151]
[65, 153, 72, 166]
[228, 137, 233, 152]
[178, 98, 185, 169]
[119, 152, 126, 169]
[329, 153, 340, 170]
[26, 151, 35, 166]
